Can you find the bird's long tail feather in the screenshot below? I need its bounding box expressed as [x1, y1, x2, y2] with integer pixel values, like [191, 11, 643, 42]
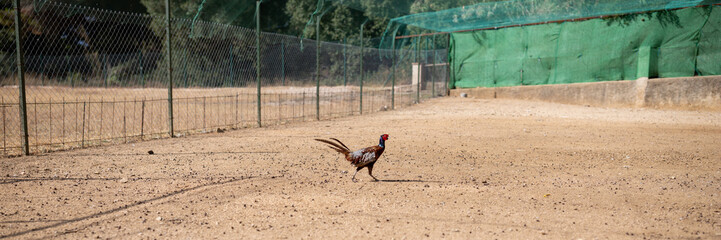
[315, 139, 351, 155]
[329, 138, 350, 151]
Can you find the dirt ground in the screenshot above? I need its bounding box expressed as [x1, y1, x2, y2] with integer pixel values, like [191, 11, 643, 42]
[1, 97, 720, 239]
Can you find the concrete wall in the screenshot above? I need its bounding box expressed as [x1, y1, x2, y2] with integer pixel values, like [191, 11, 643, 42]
[451, 76, 721, 111]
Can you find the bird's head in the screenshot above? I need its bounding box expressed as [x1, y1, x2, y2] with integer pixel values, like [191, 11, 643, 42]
[379, 134, 389, 147]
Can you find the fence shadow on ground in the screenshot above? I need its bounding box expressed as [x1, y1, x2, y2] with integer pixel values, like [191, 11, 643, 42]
[0, 175, 271, 239]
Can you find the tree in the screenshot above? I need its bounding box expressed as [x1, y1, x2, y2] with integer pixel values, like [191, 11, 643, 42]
[284, 0, 398, 43]
[140, 0, 290, 32]
[51, 0, 147, 13]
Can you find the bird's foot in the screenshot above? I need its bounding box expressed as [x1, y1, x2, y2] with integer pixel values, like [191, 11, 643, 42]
[352, 178, 358, 183]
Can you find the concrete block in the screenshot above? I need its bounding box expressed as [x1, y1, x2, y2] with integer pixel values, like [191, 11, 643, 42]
[450, 76, 721, 111]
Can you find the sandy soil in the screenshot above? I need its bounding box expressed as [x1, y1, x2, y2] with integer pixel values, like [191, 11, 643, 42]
[1, 97, 720, 239]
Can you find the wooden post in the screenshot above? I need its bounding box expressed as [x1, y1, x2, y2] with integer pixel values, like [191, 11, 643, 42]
[13, 0, 30, 155]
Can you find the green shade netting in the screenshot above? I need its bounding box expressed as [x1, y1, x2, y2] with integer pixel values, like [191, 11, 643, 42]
[388, 0, 721, 33]
[449, 5, 721, 88]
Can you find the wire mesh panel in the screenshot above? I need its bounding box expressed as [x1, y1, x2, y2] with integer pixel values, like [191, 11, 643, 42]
[0, 0, 449, 156]
[1, 0, 20, 156]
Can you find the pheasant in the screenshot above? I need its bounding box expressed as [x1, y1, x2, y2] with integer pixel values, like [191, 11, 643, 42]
[315, 134, 389, 182]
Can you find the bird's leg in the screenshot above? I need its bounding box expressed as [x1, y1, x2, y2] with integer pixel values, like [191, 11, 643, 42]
[368, 165, 379, 181]
[352, 167, 362, 182]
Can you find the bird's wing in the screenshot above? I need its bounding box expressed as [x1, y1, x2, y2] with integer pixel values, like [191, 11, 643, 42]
[349, 146, 382, 166]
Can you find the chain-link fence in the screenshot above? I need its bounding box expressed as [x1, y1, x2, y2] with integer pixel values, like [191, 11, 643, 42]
[0, 0, 448, 157]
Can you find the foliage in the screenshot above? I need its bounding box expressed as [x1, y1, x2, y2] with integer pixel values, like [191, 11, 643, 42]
[140, 0, 290, 32]
[603, 9, 683, 28]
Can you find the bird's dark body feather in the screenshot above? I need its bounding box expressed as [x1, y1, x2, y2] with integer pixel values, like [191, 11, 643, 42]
[315, 135, 388, 181]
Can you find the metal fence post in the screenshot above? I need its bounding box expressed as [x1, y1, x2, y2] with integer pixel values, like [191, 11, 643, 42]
[140, 100, 145, 139]
[2, 97, 6, 156]
[13, 0, 30, 155]
[315, 16, 321, 121]
[432, 35, 436, 97]
[103, 54, 108, 88]
[359, 19, 368, 115]
[391, 38, 395, 110]
[416, 36, 420, 103]
[69, 56, 74, 88]
[40, 56, 44, 86]
[281, 40, 285, 86]
[81, 102, 86, 148]
[183, 49, 189, 87]
[343, 38, 347, 86]
[2, 98, 6, 157]
[256, 0, 262, 127]
[165, 0, 175, 137]
[229, 44, 234, 86]
[446, 33, 451, 96]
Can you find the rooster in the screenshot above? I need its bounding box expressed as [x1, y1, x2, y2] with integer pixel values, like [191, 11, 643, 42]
[315, 134, 389, 182]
